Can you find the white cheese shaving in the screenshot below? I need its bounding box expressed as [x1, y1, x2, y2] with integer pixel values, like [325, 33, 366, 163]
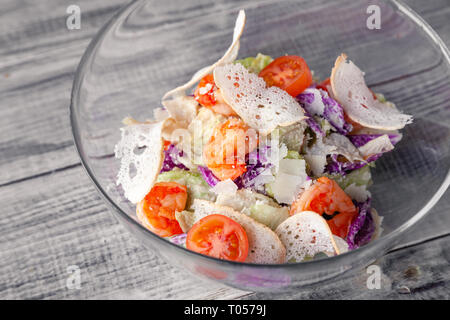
[271, 158, 310, 204]
[302, 88, 325, 115]
[325, 133, 363, 162]
[160, 95, 198, 129]
[304, 154, 328, 177]
[304, 133, 363, 176]
[211, 179, 238, 195]
[333, 236, 349, 254]
[358, 134, 394, 158]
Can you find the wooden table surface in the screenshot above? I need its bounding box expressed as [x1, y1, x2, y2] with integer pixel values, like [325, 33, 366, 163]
[0, 0, 449, 300]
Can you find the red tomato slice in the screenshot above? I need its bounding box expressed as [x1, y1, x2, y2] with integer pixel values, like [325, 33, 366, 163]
[136, 182, 187, 237]
[316, 77, 331, 94]
[163, 140, 171, 151]
[186, 214, 249, 262]
[290, 177, 358, 238]
[259, 55, 312, 97]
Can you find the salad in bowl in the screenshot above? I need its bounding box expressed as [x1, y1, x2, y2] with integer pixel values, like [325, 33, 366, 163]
[114, 10, 412, 264]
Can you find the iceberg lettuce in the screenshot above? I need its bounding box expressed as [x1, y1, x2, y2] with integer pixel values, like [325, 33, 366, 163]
[235, 53, 274, 74]
[157, 168, 216, 206]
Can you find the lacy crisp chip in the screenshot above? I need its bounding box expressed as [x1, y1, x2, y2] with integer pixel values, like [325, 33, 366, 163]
[114, 121, 165, 203]
[275, 211, 339, 262]
[213, 63, 307, 135]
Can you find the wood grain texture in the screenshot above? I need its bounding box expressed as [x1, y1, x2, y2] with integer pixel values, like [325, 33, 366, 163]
[0, 0, 449, 299]
[0, 165, 248, 299]
[0, 0, 127, 185]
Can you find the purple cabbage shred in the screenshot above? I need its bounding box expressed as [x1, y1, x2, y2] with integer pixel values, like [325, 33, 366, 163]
[304, 110, 325, 137]
[297, 89, 352, 135]
[346, 198, 376, 249]
[235, 146, 273, 190]
[198, 166, 220, 187]
[160, 144, 188, 173]
[325, 154, 380, 175]
[348, 134, 402, 148]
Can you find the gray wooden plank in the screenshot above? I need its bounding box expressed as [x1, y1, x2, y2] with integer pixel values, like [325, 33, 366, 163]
[0, 165, 248, 299]
[0, 0, 128, 185]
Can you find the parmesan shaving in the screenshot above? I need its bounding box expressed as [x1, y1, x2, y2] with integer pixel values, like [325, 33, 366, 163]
[358, 134, 394, 158]
[331, 53, 413, 130]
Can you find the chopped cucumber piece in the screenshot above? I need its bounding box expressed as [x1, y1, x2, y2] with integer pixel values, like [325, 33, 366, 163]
[249, 203, 289, 230]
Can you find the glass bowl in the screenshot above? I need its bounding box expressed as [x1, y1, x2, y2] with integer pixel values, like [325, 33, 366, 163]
[70, 0, 450, 292]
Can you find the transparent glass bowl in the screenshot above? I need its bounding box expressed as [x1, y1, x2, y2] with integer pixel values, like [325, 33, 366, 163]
[70, 0, 450, 292]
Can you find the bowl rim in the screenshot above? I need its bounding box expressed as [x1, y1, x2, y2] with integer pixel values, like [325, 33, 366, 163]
[70, 0, 450, 269]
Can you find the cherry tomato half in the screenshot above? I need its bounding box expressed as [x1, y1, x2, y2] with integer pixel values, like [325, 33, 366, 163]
[259, 55, 312, 97]
[136, 182, 187, 237]
[186, 214, 249, 262]
[316, 77, 331, 94]
[290, 177, 357, 238]
[163, 140, 172, 151]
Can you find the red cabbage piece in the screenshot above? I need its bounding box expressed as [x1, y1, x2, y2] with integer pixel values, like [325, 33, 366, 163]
[198, 166, 220, 187]
[321, 94, 353, 135]
[326, 133, 402, 174]
[326, 132, 402, 175]
[304, 110, 325, 137]
[297, 89, 352, 135]
[347, 198, 376, 249]
[297, 91, 315, 104]
[348, 133, 402, 148]
[235, 146, 273, 190]
[199, 147, 274, 190]
[325, 154, 380, 175]
[160, 144, 188, 173]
